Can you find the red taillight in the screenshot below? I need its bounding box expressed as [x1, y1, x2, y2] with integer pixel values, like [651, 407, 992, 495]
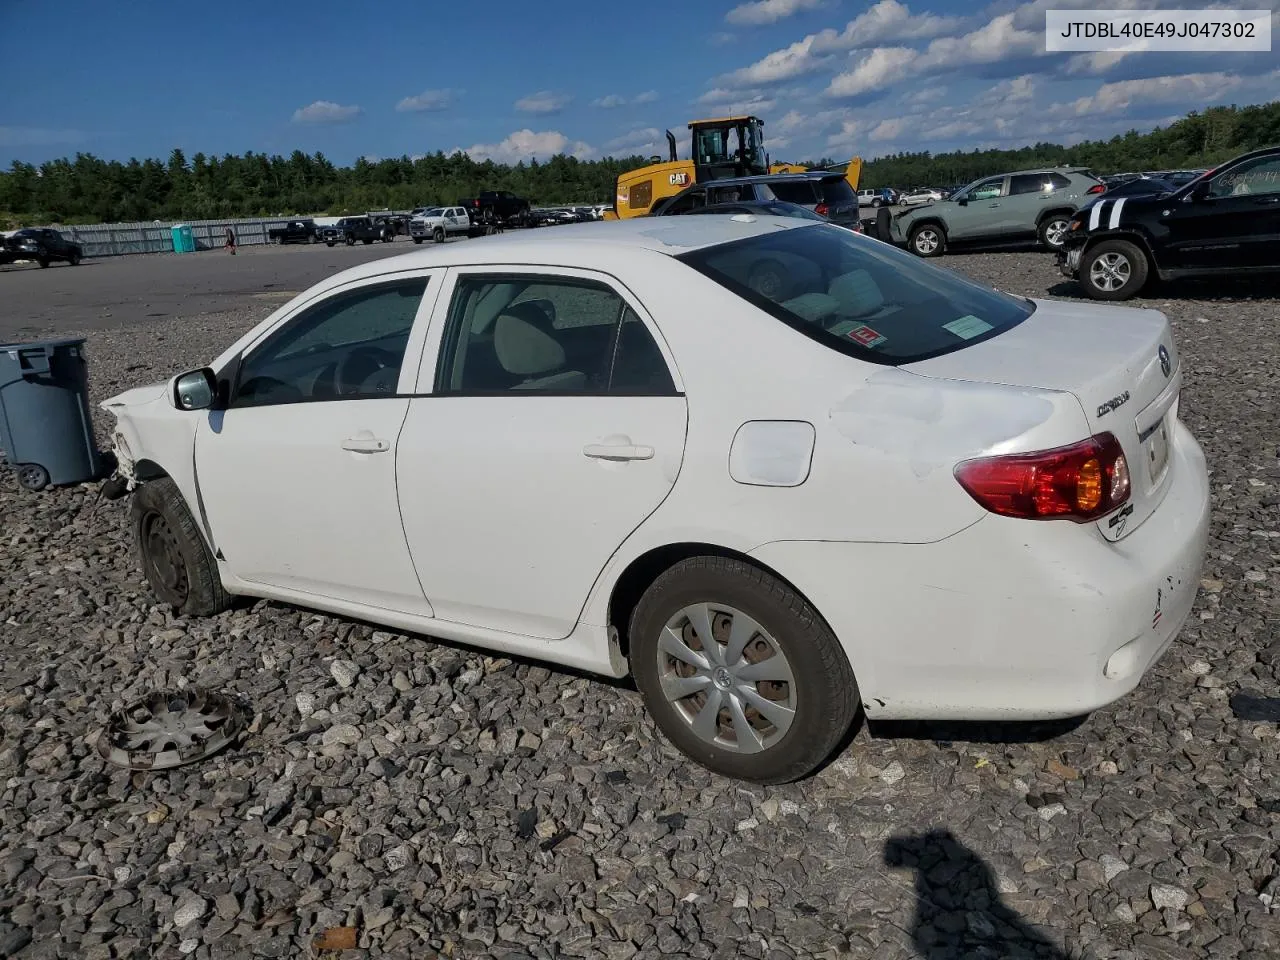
[815, 202, 829, 216]
[1087, 183, 1106, 194]
[954, 433, 1130, 522]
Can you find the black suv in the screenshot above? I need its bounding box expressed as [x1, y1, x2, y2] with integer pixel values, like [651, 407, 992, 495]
[651, 172, 861, 229]
[0, 228, 84, 267]
[1058, 145, 1280, 300]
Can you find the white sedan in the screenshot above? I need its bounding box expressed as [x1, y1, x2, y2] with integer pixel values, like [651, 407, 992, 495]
[900, 188, 945, 206]
[102, 215, 1210, 783]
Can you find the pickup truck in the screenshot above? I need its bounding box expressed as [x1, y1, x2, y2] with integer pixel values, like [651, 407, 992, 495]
[408, 206, 474, 243]
[267, 219, 317, 244]
[318, 216, 393, 246]
[0, 228, 84, 267]
[456, 190, 531, 225]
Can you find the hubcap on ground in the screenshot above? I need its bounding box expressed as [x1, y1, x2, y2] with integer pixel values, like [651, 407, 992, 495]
[1090, 252, 1131, 292]
[1045, 220, 1068, 247]
[914, 230, 938, 254]
[142, 510, 188, 604]
[657, 602, 797, 754]
[97, 688, 245, 769]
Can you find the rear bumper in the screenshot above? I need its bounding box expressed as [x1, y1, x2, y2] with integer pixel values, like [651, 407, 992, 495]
[750, 420, 1210, 721]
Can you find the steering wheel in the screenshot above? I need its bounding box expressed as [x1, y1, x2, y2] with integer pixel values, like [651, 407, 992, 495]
[335, 346, 399, 396]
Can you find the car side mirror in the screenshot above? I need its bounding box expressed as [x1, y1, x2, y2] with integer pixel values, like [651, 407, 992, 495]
[171, 368, 218, 411]
[1189, 181, 1211, 200]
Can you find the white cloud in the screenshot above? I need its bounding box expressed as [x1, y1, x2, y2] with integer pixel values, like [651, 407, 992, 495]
[916, 14, 1043, 70]
[696, 87, 779, 114]
[1061, 72, 1242, 114]
[1064, 51, 1131, 75]
[977, 74, 1037, 104]
[604, 127, 664, 152]
[870, 118, 906, 141]
[452, 129, 594, 163]
[0, 126, 86, 147]
[591, 90, 659, 108]
[825, 47, 916, 97]
[723, 1, 961, 84]
[514, 91, 572, 114]
[291, 101, 361, 124]
[396, 89, 457, 112]
[905, 85, 947, 105]
[826, 118, 862, 149]
[726, 0, 825, 26]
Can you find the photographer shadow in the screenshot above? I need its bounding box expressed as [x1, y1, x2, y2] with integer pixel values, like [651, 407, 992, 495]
[884, 828, 1070, 959]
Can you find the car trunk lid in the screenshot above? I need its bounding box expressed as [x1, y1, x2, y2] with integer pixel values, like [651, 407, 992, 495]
[902, 297, 1180, 539]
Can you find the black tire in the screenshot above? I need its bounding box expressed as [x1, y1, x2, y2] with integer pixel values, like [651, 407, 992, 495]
[874, 207, 892, 242]
[326, 241, 336, 247]
[362, 238, 373, 245]
[872, 198, 882, 208]
[68, 250, 82, 266]
[131, 477, 232, 617]
[1079, 238, 1149, 301]
[629, 556, 859, 784]
[908, 222, 945, 257]
[37, 256, 50, 268]
[433, 227, 445, 244]
[412, 237, 423, 244]
[16, 463, 50, 492]
[1038, 214, 1071, 251]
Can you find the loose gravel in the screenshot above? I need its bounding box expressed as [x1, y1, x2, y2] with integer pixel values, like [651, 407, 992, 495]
[1, 250, 1278, 960]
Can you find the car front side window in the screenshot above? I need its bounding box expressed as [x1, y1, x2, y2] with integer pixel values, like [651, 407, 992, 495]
[230, 278, 429, 409]
[1209, 156, 1280, 197]
[436, 274, 675, 395]
[967, 178, 1006, 201]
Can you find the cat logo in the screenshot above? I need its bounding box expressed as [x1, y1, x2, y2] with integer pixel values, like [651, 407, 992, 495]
[669, 172, 690, 186]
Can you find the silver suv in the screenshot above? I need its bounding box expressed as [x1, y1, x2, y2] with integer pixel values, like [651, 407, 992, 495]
[887, 167, 1100, 257]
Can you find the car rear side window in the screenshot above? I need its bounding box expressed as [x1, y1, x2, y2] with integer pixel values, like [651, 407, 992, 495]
[677, 224, 1033, 365]
[819, 179, 857, 205]
[768, 182, 819, 204]
[1009, 174, 1053, 196]
[1048, 173, 1073, 190]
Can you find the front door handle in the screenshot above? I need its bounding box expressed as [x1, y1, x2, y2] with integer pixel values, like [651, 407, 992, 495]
[1252, 195, 1280, 205]
[342, 436, 390, 453]
[583, 442, 654, 461]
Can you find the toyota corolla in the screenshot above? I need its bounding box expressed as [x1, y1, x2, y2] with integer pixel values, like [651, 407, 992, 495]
[101, 215, 1210, 783]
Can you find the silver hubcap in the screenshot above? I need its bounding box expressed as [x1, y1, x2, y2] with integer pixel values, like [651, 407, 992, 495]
[913, 230, 938, 254]
[657, 603, 797, 754]
[1044, 219, 1068, 247]
[1089, 252, 1131, 291]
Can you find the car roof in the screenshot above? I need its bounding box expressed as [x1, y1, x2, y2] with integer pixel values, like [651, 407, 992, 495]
[687, 171, 841, 188]
[316, 216, 814, 286]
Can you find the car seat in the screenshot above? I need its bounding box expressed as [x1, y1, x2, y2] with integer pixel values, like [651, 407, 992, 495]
[493, 312, 586, 391]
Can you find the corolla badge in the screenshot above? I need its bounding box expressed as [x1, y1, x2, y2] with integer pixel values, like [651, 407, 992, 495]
[1158, 344, 1171, 378]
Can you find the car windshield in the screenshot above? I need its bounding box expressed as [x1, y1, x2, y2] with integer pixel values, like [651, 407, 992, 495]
[677, 223, 1034, 365]
[422, 207, 444, 216]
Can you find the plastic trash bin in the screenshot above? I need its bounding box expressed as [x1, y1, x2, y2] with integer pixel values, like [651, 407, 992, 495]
[171, 224, 195, 253]
[0, 338, 106, 492]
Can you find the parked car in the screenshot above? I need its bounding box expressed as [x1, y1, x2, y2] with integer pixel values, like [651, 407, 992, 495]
[457, 190, 531, 225]
[888, 167, 1101, 257]
[899, 187, 944, 207]
[409, 206, 473, 243]
[319, 217, 392, 246]
[0, 228, 84, 267]
[1058, 145, 1280, 301]
[651, 172, 861, 230]
[1082, 176, 1178, 200]
[268, 219, 318, 244]
[101, 215, 1209, 784]
[857, 188, 897, 207]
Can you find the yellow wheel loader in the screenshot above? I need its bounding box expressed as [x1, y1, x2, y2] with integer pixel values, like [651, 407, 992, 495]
[604, 116, 862, 219]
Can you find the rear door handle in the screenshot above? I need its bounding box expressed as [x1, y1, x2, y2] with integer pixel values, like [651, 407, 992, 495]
[583, 442, 654, 461]
[342, 436, 390, 453]
[1252, 195, 1280, 205]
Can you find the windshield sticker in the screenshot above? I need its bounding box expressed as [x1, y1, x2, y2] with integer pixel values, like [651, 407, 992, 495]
[943, 315, 994, 339]
[846, 324, 887, 348]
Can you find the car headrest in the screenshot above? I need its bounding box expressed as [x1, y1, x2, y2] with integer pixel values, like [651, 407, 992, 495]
[828, 269, 884, 314]
[494, 313, 566, 376]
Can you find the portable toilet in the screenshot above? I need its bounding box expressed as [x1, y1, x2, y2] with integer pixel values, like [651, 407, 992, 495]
[171, 224, 195, 253]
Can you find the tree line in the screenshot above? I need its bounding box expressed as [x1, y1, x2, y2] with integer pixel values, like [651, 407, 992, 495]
[1, 101, 1277, 226]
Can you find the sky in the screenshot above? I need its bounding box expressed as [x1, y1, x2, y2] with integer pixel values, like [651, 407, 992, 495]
[2, 0, 1278, 169]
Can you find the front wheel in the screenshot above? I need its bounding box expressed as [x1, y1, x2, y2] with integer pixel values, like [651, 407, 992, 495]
[433, 228, 445, 244]
[1080, 239, 1149, 301]
[327, 241, 336, 247]
[37, 256, 50, 268]
[131, 478, 232, 617]
[908, 223, 944, 257]
[16, 463, 50, 492]
[629, 556, 859, 784]
[412, 237, 423, 244]
[1039, 215, 1070, 250]
[872, 198, 882, 208]
[68, 251, 82, 266]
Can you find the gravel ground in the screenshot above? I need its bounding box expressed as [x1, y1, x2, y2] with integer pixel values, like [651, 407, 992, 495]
[2, 249, 1279, 960]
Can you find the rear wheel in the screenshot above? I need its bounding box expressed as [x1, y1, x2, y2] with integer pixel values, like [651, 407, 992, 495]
[131, 477, 232, 617]
[872, 198, 883, 208]
[16, 464, 50, 492]
[1081, 239, 1148, 301]
[68, 250, 82, 266]
[1038, 215, 1071, 251]
[908, 223, 944, 257]
[630, 556, 859, 784]
[37, 255, 50, 268]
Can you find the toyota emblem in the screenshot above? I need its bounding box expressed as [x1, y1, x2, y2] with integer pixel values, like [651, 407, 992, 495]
[1158, 344, 1171, 378]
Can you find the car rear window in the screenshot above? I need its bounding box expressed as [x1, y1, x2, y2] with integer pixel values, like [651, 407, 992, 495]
[768, 182, 819, 204]
[677, 223, 1034, 365]
[819, 179, 857, 205]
